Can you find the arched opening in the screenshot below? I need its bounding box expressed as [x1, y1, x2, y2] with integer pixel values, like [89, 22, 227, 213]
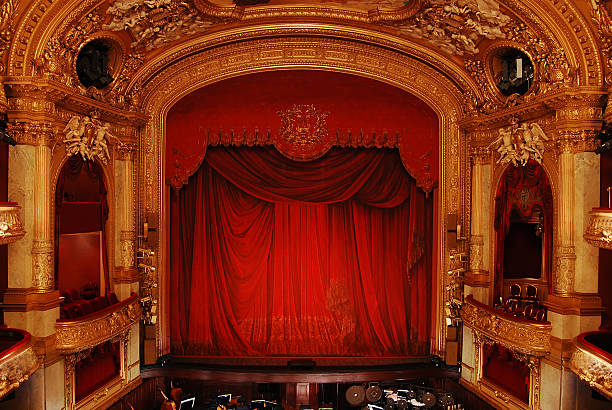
[165, 70, 439, 362]
[493, 161, 553, 311]
[54, 155, 112, 316]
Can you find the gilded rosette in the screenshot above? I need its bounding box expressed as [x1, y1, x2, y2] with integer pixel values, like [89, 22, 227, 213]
[0, 203, 25, 245]
[584, 208, 612, 250]
[0, 332, 39, 399]
[55, 295, 141, 353]
[460, 296, 551, 357]
[569, 334, 612, 401]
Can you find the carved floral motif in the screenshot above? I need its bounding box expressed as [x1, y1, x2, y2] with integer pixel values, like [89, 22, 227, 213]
[276, 104, 330, 161]
[0, 0, 18, 74]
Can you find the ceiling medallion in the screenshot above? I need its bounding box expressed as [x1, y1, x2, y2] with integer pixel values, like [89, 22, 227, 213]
[490, 118, 548, 167]
[276, 104, 330, 161]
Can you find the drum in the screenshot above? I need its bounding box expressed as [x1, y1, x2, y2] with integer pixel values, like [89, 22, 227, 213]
[346, 385, 367, 407]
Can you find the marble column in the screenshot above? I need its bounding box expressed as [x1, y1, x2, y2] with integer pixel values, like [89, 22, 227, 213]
[466, 147, 492, 303]
[31, 141, 54, 290]
[114, 145, 138, 299]
[554, 141, 576, 295]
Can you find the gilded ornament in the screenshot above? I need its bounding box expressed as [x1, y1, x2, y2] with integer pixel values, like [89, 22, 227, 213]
[584, 208, 612, 250]
[461, 296, 552, 356]
[103, 0, 217, 50]
[63, 115, 121, 165]
[397, 0, 509, 56]
[0, 203, 25, 245]
[490, 120, 549, 167]
[0, 340, 39, 399]
[569, 343, 612, 400]
[56, 296, 141, 353]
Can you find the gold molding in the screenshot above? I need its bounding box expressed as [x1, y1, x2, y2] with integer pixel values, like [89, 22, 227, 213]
[55, 295, 141, 353]
[1, 289, 61, 312]
[0, 203, 26, 245]
[139, 34, 466, 358]
[584, 208, 612, 250]
[0, 331, 40, 400]
[543, 293, 604, 316]
[568, 335, 612, 401]
[461, 296, 552, 357]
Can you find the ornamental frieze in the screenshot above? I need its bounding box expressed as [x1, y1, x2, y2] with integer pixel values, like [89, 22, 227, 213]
[461, 295, 552, 356]
[0, 332, 39, 400]
[569, 335, 612, 401]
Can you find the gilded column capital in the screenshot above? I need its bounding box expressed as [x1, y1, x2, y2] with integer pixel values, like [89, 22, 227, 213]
[469, 146, 491, 165]
[116, 143, 137, 161]
[554, 129, 599, 154]
[6, 122, 56, 147]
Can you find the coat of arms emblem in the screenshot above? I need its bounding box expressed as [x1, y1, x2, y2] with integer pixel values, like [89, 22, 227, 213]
[276, 104, 330, 161]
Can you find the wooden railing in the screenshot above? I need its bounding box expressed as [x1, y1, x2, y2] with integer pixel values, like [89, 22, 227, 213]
[56, 293, 141, 353]
[0, 328, 39, 399]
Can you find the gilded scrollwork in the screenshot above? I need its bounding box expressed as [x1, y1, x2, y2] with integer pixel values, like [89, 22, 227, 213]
[0, 203, 25, 245]
[0, 0, 18, 74]
[56, 296, 141, 353]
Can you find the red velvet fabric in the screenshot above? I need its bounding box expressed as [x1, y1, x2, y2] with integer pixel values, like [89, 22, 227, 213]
[55, 156, 110, 295]
[483, 343, 530, 403]
[494, 162, 553, 300]
[166, 70, 439, 193]
[170, 146, 433, 357]
[75, 341, 120, 402]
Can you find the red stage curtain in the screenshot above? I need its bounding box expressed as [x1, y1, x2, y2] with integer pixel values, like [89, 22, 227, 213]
[494, 161, 553, 301]
[170, 146, 432, 357]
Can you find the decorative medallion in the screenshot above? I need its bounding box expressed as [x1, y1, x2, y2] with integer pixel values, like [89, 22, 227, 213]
[276, 104, 331, 161]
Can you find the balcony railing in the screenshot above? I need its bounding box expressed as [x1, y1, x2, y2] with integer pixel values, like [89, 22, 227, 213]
[569, 331, 612, 401]
[0, 202, 25, 245]
[56, 293, 141, 353]
[584, 208, 612, 250]
[461, 295, 552, 356]
[0, 328, 39, 399]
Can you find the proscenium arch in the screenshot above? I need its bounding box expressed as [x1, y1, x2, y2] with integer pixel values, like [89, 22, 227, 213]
[137, 35, 468, 358]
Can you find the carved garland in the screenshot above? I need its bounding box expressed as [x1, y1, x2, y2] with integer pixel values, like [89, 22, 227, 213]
[0, 344, 39, 399]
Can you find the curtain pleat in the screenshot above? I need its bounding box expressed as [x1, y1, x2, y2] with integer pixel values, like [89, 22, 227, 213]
[170, 146, 432, 357]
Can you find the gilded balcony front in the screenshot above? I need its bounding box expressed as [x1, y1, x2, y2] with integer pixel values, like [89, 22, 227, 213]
[584, 208, 612, 250]
[0, 203, 25, 245]
[0, 328, 39, 399]
[461, 295, 552, 356]
[56, 294, 141, 353]
[569, 331, 612, 401]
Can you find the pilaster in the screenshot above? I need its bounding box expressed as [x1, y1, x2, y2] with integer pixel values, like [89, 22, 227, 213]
[114, 144, 138, 299]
